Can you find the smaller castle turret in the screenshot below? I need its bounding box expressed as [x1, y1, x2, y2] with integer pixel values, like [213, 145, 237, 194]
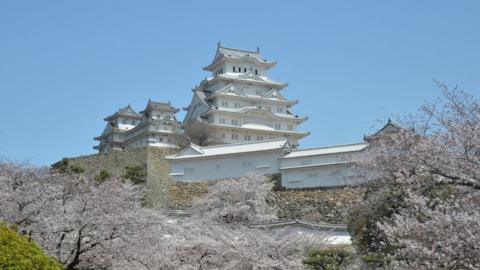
[94, 100, 181, 154]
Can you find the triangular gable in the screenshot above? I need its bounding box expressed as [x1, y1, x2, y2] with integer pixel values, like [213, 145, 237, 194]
[373, 121, 401, 136]
[215, 83, 247, 97]
[365, 120, 403, 141]
[238, 72, 266, 82]
[175, 144, 204, 157]
[263, 88, 288, 101]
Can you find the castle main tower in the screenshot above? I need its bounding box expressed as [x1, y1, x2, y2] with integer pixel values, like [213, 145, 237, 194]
[183, 43, 309, 146]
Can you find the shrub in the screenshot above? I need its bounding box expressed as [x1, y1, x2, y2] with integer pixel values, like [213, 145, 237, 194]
[303, 245, 355, 270]
[347, 178, 407, 255]
[361, 252, 391, 268]
[95, 170, 111, 182]
[123, 165, 146, 184]
[52, 158, 69, 173]
[69, 164, 85, 174]
[0, 223, 63, 270]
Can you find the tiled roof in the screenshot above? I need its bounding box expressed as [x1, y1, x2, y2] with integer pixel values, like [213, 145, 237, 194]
[104, 105, 142, 121]
[283, 143, 368, 159]
[140, 99, 179, 114]
[166, 138, 289, 160]
[218, 46, 264, 62]
[203, 45, 276, 71]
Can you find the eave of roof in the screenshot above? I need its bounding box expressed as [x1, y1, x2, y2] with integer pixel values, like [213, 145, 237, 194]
[207, 123, 310, 138]
[204, 107, 308, 123]
[205, 73, 288, 89]
[166, 138, 288, 160]
[282, 142, 368, 159]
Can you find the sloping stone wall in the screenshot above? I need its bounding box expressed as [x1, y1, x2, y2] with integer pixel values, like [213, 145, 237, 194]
[61, 147, 179, 208]
[67, 148, 150, 178]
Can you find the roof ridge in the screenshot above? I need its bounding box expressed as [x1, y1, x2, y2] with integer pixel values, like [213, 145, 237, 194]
[220, 46, 260, 54]
[201, 138, 287, 149]
[293, 142, 368, 152]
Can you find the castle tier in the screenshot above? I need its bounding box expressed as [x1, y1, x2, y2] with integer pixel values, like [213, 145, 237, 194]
[183, 44, 310, 146]
[94, 100, 181, 154]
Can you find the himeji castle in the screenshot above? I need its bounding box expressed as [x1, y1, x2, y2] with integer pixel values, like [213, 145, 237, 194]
[183, 43, 310, 146]
[94, 100, 181, 154]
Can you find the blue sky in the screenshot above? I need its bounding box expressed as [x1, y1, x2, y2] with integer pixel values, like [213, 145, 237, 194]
[1, 1, 479, 165]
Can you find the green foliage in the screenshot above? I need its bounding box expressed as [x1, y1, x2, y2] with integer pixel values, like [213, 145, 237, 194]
[362, 252, 391, 266]
[0, 223, 63, 270]
[95, 170, 111, 182]
[69, 164, 85, 174]
[303, 245, 355, 270]
[123, 165, 146, 184]
[52, 158, 69, 173]
[347, 179, 407, 255]
[426, 183, 456, 201]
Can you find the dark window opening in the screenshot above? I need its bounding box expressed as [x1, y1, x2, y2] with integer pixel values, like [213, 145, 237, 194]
[255, 69, 258, 75]
[233, 66, 236, 72]
[244, 68, 247, 72]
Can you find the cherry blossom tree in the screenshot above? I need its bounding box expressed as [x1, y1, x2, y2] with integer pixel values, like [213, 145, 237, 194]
[349, 83, 480, 269]
[1, 166, 328, 269]
[0, 163, 149, 270]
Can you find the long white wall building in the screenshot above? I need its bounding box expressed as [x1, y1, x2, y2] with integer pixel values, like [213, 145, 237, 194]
[166, 122, 399, 188]
[167, 139, 290, 182]
[280, 143, 368, 188]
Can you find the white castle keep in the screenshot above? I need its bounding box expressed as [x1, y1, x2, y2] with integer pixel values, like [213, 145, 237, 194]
[183, 43, 309, 146]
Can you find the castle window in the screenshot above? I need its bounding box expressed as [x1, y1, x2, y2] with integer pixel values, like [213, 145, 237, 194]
[159, 137, 163, 142]
[255, 90, 262, 96]
[255, 69, 258, 75]
[257, 136, 264, 141]
[274, 123, 281, 130]
[277, 107, 284, 113]
[231, 133, 238, 140]
[287, 124, 293, 131]
[231, 119, 238, 126]
[220, 68, 223, 73]
[233, 66, 236, 72]
[219, 118, 226, 124]
[131, 120, 136, 125]
[244, 68, 247, 72]
[244, 135, 251, 141]
[234, 103, 240, 108]
[122, 120, 127, 124]
[221, 101, 229, 107]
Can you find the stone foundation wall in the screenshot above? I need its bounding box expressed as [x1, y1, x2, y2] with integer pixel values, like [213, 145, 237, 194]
[145, 147, 179, 208]
[275, 187, 365, 224]
[167, 180, 365, 223]
[61, 147, 179, 208]
[66, 148, 150, 178]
